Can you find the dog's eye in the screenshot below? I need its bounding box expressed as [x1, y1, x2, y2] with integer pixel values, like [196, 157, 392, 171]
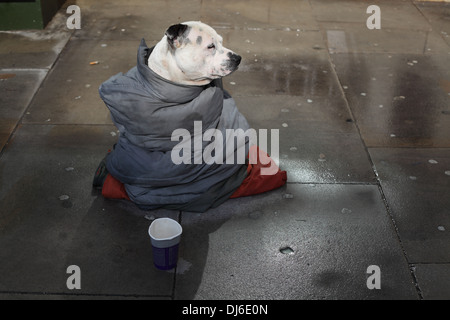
[207, 44, 215, 50]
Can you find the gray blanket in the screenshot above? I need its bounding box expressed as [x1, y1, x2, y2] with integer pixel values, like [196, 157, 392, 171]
[99, 39, 250, 212]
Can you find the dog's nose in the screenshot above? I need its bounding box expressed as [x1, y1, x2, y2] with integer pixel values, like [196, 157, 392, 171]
[229, 53, 242, 66]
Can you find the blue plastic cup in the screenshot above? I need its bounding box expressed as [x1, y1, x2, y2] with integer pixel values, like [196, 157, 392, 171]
[148, 218, 183, 270]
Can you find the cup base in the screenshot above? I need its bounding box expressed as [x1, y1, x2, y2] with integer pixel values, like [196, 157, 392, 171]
[152, 244, 179, 271]
[154, 263, 177, 271]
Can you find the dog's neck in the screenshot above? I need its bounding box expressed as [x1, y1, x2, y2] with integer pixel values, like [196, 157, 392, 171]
[147, 39, 211, 86]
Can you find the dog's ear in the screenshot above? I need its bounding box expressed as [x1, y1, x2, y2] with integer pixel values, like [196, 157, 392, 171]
[165, 24, 190, 49]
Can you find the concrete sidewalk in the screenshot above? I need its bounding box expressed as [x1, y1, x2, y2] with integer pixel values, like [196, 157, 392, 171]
[0, 0, 449, 300]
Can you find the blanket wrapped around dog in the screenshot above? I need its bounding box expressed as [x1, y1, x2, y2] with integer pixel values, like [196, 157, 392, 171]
[99, 39, 250, 212]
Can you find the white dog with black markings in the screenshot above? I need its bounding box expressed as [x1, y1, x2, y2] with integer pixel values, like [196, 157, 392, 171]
[95, 20, 286, 212]
[147, 21, 242, 86]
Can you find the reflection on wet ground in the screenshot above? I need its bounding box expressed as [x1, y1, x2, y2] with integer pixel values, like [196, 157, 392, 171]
[332, 53, 450, 147]
[236, 55, 341, 96]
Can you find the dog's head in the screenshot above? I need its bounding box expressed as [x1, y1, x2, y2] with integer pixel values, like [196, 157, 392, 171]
[164, 21, 241, 83]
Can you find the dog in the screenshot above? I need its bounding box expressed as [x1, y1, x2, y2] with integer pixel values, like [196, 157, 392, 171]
[97, 21, 286, 212]
[147, 21, 242, 86]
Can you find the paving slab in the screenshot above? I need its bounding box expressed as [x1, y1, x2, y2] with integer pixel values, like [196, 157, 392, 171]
[176, 184, 418, 299]
[323, 26, 432, 55]
[234, 95, 355, 134]
[221, 28, 329, 58]
[0, 8, 73, 152]
[414, 263, 450, 300]
[369, 148, 450, 264]
[200, 0, 317, 31]
[65, 0, 203, 41]
[415, 1, 450, 47]
[311, 0, 431, 31]
[0, 10, 72, 69]
[424, 29, 450, 55]
[0, 124, 177, 298]
[331, 53, 450, 148]
[0, 69, 47, 151]
[228, 52, 341, 97]
[234, 95, 376, 183]
[22, 38, 139, 125]
[223, 29, 338, 97]
[0, 126, 10, 153]
[66, 0, 317, 37]
[314, 2, 447, 57]
[0, 31, 70, 69]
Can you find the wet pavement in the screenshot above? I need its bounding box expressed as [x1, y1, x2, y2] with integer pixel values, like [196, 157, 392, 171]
[0, 0, 449, 300]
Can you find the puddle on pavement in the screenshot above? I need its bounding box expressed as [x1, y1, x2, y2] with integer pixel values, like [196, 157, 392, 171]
[333, 54, 450, 147]
[238, 55, 340, 96]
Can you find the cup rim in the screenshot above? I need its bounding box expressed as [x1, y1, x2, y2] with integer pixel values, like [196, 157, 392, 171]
[148, 217, 183, 241]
